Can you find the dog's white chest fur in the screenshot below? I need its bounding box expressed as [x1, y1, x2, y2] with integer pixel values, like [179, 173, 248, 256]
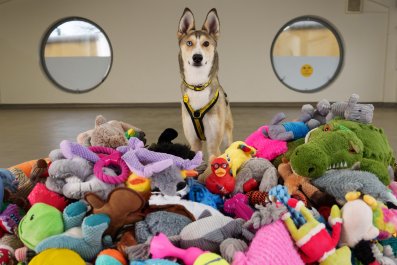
[186, 89, 211, 110]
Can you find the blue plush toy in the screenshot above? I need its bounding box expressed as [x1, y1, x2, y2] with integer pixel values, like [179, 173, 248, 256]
[35, 201, 111, 261]
[187, 178, 224, 210]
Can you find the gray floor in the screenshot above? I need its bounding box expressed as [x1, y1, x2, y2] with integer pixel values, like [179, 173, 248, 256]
[0, 106, 396, 168]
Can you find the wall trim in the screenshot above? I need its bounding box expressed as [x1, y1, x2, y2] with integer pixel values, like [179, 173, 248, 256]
[1, 102, 396, 109]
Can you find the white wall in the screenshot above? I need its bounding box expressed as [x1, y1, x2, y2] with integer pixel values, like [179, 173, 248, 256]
[0, 0, 396, 103]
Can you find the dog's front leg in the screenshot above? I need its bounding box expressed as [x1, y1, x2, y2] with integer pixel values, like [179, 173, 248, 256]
[204, 116, 223, 160]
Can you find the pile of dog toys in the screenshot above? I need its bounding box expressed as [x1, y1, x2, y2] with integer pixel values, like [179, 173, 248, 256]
[0, 94, 397, 265]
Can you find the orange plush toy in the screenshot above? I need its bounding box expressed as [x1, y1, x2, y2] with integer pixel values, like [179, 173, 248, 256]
[205, 158, 235, 195]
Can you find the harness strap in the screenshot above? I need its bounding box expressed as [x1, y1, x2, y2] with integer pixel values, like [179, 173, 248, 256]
[183, 89, 220, 141]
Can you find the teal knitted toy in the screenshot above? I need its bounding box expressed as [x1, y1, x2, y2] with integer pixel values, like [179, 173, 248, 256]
[290, 119, 395, 185]
[35, 201, 111, 261]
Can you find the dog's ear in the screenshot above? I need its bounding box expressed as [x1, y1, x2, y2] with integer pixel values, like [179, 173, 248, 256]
[202, 8, 220, 40]
[178, 8, 195, 40]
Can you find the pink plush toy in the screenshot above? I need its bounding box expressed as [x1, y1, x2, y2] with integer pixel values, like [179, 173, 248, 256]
[245, 126, 288, 160]
[28, 183, 68, 211]
[150, 233, 229, 265]
[233, 220, 304, 265]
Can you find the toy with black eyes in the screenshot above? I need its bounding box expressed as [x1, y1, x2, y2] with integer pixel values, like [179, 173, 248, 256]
[205, 157, 235, 195]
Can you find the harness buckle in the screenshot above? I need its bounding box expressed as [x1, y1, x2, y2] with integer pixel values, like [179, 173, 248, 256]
[193, 110, 201, 118]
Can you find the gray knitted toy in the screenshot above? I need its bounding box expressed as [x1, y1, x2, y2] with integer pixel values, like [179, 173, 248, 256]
[233, 158, 278, 195]
[135, 211, 192, 244]
[326, 94, 374, 123]
[312, 169, 397, 205]
[179, 215, 252, 253]
[46, 149, 116, 200]
[150, 164, 185, 196]
[301, 99, 331, 128]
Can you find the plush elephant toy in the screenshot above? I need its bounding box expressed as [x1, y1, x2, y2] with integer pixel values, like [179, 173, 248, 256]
[326, 94, 374, 124]
[45, 149, 117, 200]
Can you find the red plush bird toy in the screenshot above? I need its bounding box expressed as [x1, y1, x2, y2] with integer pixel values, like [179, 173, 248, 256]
[205, 157, 235, 195]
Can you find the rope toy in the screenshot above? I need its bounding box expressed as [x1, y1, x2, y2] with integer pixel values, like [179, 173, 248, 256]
[90, 146, 130, 184]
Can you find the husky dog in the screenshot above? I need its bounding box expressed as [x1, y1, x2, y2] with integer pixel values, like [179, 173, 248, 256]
[177, 8, 233, 161]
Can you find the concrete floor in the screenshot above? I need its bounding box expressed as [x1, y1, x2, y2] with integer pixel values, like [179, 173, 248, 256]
[0, 106, 396, 168]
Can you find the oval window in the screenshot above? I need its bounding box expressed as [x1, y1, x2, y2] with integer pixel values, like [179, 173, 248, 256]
[41, 17, 112, 93]
[271, 16, 343, 92]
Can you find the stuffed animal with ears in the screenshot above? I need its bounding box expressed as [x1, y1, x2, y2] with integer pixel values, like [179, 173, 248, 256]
[339, 192, 380, 248]
[278, 159, 336, 207]
[233, 203, 304, 265]
[45, 148, 117, 200]
[283, 198, 352, 265]
[148, 128, 196, 160]
[85, 187, 146, 238]
[233, 157, 278, 195]
[326, 93, 374, 124]
[18, 202, 110, 261]
[262, 109, 320, 141]
[77, 115, 146, 148]
[305, 99, 331, 126]
[218, 141, 256, 178]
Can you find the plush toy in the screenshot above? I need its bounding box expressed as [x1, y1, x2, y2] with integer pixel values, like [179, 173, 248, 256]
[245, 126, 288, 160]
[150, 233, 229, 265]
[290, 119, 396, 185]
[339, 192, 380, 248]
[120, 138, 203, 178]
[27, 183, 68, 211]
[312, 169, 397, 205]
[85, 187, 145, 238]
[262, 109, 320, 141]
[233, 157, 278, 195]
[77, 115, 146, 148]
[278, 160, 334, 207]
[150, 164, 186, 196]
[205, 157, 235, 195]
[230, 203, 292, 265]
[187, 178, 224, 210]
[126, 173, 151, 194]
[178, 214, 251, 253]
[148, 128, 196, 160]
[234, 205, 304, 265]
[34, 201, 111, 261]
[149, 194, 223, 219]
[370, 200, 397, 240]
[135, 211, 192, 244]
[326, 94, 374, 124]
[18, 203, 64, 250]
[306, 99, 331, 125]
[218, 141, 256, 178]
[29, 249, 86, 265]
[46, 152, 117, 200]
[130, 260, 179, 265]
[283, 198, 352, 264]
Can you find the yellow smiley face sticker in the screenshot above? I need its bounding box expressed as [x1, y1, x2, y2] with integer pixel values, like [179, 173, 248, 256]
[301, 64, 313, 77]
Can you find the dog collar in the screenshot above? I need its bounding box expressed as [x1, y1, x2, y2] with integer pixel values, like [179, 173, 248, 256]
[183, 88, 220, 141]
[183, 79, 212, 91]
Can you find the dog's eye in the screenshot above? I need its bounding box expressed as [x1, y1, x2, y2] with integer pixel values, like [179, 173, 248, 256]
[186, 41, 193, 46]
[203, 41, 210, 47]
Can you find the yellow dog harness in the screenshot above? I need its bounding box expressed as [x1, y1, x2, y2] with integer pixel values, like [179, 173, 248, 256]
[182, 80, 220, 141]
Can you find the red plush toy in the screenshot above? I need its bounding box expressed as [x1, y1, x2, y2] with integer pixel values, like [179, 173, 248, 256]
[205, 157, 235, 195]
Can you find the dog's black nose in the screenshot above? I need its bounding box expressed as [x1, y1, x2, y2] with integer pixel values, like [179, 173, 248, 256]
[192, 54, 203, 63]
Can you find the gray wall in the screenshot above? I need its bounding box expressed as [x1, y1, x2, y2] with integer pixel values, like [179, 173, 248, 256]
[0, 0, 396, 103]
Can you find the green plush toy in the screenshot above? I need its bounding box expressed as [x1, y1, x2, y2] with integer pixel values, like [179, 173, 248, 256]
[18, 203, 64, 249]
[290, 119, 395, 185]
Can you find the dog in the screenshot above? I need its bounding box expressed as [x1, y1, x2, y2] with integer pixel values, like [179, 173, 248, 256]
[177, 7, 233, 162]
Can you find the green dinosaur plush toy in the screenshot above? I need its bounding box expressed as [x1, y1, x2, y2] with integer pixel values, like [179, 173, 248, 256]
[290, 119, 395, 185]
